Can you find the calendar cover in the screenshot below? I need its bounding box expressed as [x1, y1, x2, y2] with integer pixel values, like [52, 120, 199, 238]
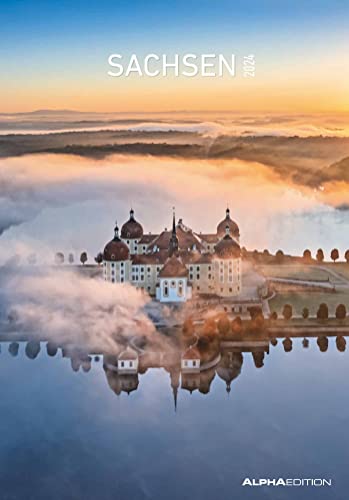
[0, 1, 348, 499]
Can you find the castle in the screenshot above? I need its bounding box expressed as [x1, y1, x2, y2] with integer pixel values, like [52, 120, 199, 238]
[102, 208, 242, 303]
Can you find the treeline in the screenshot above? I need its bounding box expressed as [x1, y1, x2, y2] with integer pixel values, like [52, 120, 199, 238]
[245, 247, 349, 264]
[52, 251, 103, 265]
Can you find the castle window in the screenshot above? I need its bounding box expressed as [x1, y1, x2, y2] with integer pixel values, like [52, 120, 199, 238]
[140, 275, 144, 281]
[189, 266, 193, 271]
[196, 266, 200, 271]
[208, 266, 211, 271]
[112, 278, 115, 283]
[164, 283, 169, 297]
[197, 286, 200, 291]
[178, 280, 183, 296]
[171, 280, 176, 288]
[229, 288, 232, 292]
[121, 278, 124, 283]
[121, 361, 124, 367]
[208, 274, 211, 279]
[196, 274, 200, 280]
[127, 240, 130, 245]
[190, 274, 193, 280]
[193, 360, 197, 367]
[143, 246, 146, 252]
[147, 267, 151, 273]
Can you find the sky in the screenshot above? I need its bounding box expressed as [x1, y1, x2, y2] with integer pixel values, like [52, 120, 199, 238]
[1, 0, 349, 112]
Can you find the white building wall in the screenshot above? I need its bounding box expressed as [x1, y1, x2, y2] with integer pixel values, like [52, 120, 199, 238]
[181, 358, 201, 372]
[158, 277, 191, 303]
[117, 358, 139, 374]
[121, 238, 140, 255]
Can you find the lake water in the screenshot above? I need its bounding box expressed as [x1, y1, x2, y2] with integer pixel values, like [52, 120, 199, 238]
[0, 338, 348, 500]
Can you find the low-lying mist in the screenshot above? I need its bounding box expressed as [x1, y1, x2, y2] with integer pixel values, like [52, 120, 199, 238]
[0, 152, 348, 261]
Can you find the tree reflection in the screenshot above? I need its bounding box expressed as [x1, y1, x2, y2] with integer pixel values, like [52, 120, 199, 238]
[317, 336, 328, 352]
[9, 342, 19, 357]
[25, 341, 40, 359]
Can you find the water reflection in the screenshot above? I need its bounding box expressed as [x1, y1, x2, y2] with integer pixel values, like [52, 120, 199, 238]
[1, 332, 346, 409]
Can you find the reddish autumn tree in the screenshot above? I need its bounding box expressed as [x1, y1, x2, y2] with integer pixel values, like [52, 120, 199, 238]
[316, 248, 324, 263]
[330, 248, 339, 263]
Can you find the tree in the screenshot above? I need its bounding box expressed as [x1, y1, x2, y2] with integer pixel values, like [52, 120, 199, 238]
[317, 303, 329, 320]
[94, 252, 103, 265]
[80, 252, 88, 265]
[345, 249, 349, 263]
[316, 248, 324, 263]
[330, 248, 339, 263]
[303, 249, 312, 262]
[302, 338, 309, 348]
[336, 336, 346, 352]
[336, 304, 347, 320]
[182, 318, 195, 338]
[317, 336, 328, 352]
[54, 252, 64, 265]
[252, 249, 259, 263]
[282, 304, 293, 320]
[282, 337, 293, 352]
[68, 253, 74, 264]
[202, 318, 216, 338]
[302, 307, 309, 319]
[248, 306, 263, 320]
[275, 250, 284, 264]
[231, 316, 242, 334]
[217, 314, 231, 338]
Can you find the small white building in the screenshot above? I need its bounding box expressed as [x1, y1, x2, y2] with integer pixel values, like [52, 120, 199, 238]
[156, 255, 192, 303]
[181, 345, 201, 372]
[117, 347, 139, 374]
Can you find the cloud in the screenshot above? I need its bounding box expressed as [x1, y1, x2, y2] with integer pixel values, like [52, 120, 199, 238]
[0, 151, 348, 259]
[0, 265, 162, 353]
[2, 111, 349, 137]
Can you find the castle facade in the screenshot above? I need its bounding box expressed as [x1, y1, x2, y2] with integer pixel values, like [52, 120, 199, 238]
[102, 208, 242, 303]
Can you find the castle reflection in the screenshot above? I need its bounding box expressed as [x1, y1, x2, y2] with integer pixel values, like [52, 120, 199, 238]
[1, 333, 347, 408]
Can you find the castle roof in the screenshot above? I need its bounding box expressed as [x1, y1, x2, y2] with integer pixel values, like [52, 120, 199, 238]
[158, 255, 189, 278]
[198, 233, 219, 244]
[217, 208, 240, 238]
[182, 345, 200, 360]
[148, 223, 204, 253]
[138, 234, 159, 244]
[215, 234, 241, 259]
[121, 209, 143, 239]
[118, 346, 138, 361]
[103, 223, 130, 261]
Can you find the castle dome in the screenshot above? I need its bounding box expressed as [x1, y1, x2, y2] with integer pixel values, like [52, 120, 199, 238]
[217, 208, 240, 239]
[121, 209, 143, 239]
[215, 234, 241, 259]
[103, 223, 130, 261]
